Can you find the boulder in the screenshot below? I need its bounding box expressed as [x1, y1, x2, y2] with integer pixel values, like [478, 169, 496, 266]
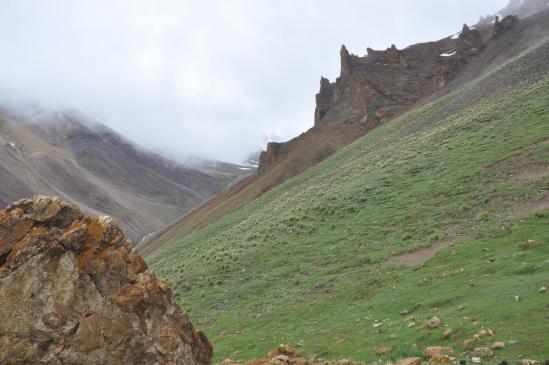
[0, 196, 212, 365]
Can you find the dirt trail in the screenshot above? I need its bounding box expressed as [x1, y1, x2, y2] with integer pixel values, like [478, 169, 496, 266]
[384, 240, 453, 268]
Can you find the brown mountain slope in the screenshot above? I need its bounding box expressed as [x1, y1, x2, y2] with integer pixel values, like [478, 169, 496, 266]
[139, 6, 549, 256]
[0, 109, 250, 243]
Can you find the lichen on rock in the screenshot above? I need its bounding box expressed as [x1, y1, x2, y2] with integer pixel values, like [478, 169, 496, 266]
[0, 195, 212, 365]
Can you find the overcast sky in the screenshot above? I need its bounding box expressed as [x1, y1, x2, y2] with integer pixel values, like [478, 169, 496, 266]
[0, 0, 509, 163]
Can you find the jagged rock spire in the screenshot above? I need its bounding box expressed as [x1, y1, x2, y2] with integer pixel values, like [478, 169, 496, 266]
[340, 44, 351, 77]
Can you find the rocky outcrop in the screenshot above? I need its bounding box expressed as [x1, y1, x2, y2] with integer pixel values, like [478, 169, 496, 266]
[0, 196, 212, 365]
[259, 16, 519, 173]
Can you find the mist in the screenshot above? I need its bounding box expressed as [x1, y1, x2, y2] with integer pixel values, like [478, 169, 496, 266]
[0, 0, 509, 163]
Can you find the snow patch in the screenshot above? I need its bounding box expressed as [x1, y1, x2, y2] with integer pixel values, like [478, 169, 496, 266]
[238, 167, 252, 171]
[440, 51, 457, 57]
[451, 32, 461, 40]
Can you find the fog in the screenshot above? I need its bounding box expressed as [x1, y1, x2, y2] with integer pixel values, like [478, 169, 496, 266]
[0, 0, 509, 163]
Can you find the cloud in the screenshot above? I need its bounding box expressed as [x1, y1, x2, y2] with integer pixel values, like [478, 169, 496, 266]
[0, 0, 508, 163]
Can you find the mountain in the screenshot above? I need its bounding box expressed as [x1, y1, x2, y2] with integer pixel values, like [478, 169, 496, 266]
[0, 108, 250, 243]
[145, 6, 549, 362]
[138, 1, 545, 256]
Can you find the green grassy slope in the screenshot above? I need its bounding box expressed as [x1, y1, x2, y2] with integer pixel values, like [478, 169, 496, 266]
[148, 41, 549, 362]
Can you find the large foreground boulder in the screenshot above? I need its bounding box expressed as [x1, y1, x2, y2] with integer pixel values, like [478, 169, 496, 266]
[0, 196, 212, 365]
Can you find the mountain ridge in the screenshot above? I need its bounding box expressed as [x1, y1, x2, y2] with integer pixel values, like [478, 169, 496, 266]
[0, 108, 251, 242]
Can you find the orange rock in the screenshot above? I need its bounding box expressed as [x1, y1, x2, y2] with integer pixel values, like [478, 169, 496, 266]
[0, 196, 212, 365]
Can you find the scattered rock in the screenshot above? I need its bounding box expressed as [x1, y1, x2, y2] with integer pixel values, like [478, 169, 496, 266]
[474, 347, 493, 358]
[491, 342, 505, 350]
[540, 286, 547, 293]
[472, 357, 482, 364]
[443, 328, 453, 338]
[520, 240, 540, 249]
[427, 316, 442, 328]
[400, 309, 410, 316]
[521, 360, 540, 365]
[396, 358, 421, 365]
[376, 347, 392, 355]
[0, 196, 212, 365]
[463, 338, 477, 348]
[423, 346, 453, 359]
[476, 330, 492, 338]
[428, 354, 452, 364]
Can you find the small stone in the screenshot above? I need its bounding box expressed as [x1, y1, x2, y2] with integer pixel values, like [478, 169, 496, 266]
[472, 357, 482, 364]
[272, 355, 289, 363]
[521, 360, 540, 365]
[458, 305, 465, 311]
[376, 347, 392, 355]
[429, 354, 451, 364]
[476, 330, 490, 338]
[396, 357, 421, 365]
[491, 342, 505, 350]
[400, 309, 410, 316]
[539, 287, 547, 293]
[431, 307, 439, 312]
[463, 338, 477, 348]
[443, 328, 453, 338]
[407, 322, 416, 327]
[423, 346, 453, 359]
[474, 347, 493, 358]
[427, 316, 441, 328]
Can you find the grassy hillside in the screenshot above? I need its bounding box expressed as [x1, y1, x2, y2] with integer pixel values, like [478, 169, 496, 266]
[148, 40, 549, 362]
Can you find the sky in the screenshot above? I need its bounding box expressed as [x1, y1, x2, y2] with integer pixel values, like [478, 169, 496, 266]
[0, 0, 509, 163]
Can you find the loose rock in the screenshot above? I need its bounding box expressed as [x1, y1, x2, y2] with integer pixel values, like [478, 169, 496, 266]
[491, 342, 505, 350]
[474, 347, 493, 358]
[375, 347, 392, 355]
[427, 316, 442, 328]
[396, 358, 421, 365]
[423, 346, 453, 359]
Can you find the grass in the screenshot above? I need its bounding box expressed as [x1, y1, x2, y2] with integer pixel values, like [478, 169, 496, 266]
[148, 50, 549, 362]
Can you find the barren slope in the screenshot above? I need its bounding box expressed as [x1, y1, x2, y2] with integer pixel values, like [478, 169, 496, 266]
[0, 110, 249, 242]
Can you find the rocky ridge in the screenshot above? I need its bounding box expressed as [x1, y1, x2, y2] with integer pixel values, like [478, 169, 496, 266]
[0, 196, 212, 365]
[258, 15, 518, 172]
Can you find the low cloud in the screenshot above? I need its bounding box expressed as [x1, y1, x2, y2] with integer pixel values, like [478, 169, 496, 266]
[0, 0, 508, 163]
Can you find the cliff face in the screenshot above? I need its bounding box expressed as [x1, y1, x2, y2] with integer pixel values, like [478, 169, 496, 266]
[0, 196, 212, 365]
[259, 15, 518, 173]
